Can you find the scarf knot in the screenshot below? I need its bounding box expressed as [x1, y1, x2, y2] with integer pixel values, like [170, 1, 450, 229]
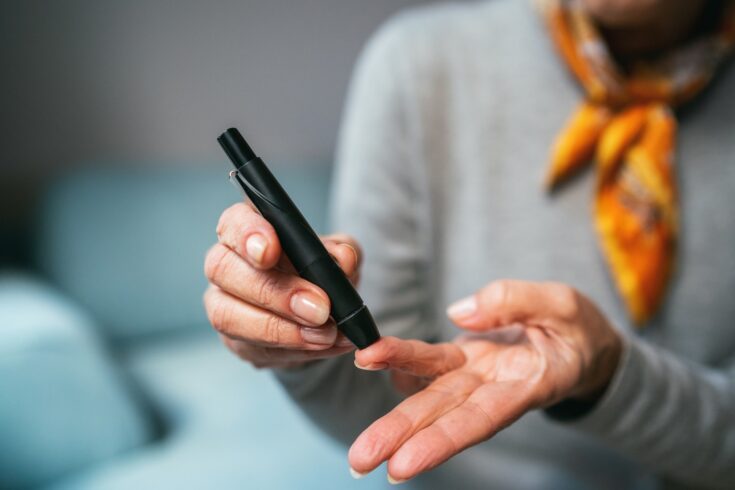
[539, 0, 735, 325]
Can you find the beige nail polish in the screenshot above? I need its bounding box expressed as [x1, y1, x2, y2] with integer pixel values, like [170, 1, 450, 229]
[301, 326, 336, 345]
[290, 292, 330, 325]
[246, 234, 267, 264]
[354, 360, 388, 371]
[446, 295, 478, 320]
[388, 474, 407, 485]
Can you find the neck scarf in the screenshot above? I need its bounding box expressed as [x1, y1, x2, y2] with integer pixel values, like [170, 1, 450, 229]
[538, 0, 735, 326]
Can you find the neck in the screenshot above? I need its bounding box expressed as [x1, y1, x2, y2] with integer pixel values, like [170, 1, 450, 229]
[590, 1, 710, 62]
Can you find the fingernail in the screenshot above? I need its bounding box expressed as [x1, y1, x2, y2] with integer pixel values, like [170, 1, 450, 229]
[342, 243, 359, 264]
[290, 292, 330, 325]
[388, 474, 407, 485]
[301, 326, 336, 345]
[246, 234, 267, 264]
[350, 467, 368, 479]
[354, 359, 388, 371]
[446, 295, 477, 320]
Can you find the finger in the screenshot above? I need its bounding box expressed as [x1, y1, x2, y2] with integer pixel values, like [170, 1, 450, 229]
[386, 380, 535, 482]
[216, 202, 282, 269]
[354, 337, 465, 378]
[323, 241, 360, 283]
[348, 370, 482, 475]
[273, 234, 362, 279]
[205, 243, 330, 326]
[323, 233, 363, 269]
[221, 334, 355, 368]
[446, 280, 578, 331]
[204, 286, 337, 349]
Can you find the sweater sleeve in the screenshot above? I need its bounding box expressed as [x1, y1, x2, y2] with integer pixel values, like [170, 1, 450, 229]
[274, 15, 435, 446]
[557, 334, 735, 488]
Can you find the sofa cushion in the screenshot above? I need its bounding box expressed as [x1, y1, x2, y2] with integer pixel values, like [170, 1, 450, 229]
[35, 163, 332, 344]
[0, 274, 152, 488]
[51, 331, 388, 489]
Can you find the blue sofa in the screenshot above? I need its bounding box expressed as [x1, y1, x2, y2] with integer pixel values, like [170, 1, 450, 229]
[0, 163, 389, 489]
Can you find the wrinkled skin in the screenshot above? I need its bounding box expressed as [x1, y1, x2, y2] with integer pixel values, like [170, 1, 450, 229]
[204, 0, 715, 480]
[347, 280, 621, 482]
[204, 201, 623, 484]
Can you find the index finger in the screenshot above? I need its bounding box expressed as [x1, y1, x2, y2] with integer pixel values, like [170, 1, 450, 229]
[354, 337, 466, 378]
[348, 368, 481, 476]
[217, 201, 282, 269]
[385, 378, 535, 482]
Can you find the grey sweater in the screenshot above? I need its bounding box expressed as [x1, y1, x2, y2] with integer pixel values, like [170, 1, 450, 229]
[277, 1, 735, 488]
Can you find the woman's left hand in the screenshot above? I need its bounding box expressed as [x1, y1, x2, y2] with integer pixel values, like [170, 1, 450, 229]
[348, 280, 622, 483]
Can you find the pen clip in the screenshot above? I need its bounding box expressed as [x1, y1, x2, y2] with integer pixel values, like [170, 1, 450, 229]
[228, 169, 286, 212]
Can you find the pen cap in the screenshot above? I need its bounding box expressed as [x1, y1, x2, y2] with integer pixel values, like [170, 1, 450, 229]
[337, 306, 380, 349]
[219, 128, 256, 164]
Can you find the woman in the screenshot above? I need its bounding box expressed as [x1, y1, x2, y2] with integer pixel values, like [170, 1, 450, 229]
[204, 0, 735, 487]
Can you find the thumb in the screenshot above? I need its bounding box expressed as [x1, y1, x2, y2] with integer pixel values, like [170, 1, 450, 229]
[446, 280, 556, 331]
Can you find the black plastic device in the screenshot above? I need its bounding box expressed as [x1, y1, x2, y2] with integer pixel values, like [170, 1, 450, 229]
[218, 128, 380, 349]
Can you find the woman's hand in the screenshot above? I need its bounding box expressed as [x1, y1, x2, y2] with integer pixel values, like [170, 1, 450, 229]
[348, 280, 622, 483]
[203, 202, 362, 368]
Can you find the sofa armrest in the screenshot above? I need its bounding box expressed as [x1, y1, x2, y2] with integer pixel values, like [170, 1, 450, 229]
[0, 274, 152, 488]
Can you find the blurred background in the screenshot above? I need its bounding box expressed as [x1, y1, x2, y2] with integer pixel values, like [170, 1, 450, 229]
[0, 1, 433, 488]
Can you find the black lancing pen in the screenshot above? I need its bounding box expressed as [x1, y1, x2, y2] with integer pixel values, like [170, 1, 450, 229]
[218, 128, 380, 349]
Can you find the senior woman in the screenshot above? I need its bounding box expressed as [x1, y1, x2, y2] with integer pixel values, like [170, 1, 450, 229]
[204, 0, 735, 488]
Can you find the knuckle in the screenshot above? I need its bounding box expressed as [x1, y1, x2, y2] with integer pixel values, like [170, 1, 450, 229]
[216, 204, 239, 239]
[204, 244, 232, 283]
[205, 293, 234, 335]
[485, 280, 512, 309]
[548, 282, 580, 318]
[217, 203, 253, 246]
[254, 273, 283, 307]
[260, 314, 286, 346]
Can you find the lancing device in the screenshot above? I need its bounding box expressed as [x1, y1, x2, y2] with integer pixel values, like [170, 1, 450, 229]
[218, 127, 380, 349]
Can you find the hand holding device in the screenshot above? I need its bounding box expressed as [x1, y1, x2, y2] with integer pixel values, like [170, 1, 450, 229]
[204, 128, 379, 369]
[217, 128, 380, 349]
[204, 201, 363, 367]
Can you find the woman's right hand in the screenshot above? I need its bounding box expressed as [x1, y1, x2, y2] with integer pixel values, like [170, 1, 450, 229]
[204, 201, 362, 369]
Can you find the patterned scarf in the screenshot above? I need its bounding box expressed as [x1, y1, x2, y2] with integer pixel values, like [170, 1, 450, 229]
[538, 0, 735, 326]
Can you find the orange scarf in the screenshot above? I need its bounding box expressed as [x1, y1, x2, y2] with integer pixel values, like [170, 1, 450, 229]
[539, 0, 735, 326]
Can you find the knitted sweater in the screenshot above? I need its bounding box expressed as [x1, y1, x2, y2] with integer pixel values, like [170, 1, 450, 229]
[277, 2, 735, 488]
